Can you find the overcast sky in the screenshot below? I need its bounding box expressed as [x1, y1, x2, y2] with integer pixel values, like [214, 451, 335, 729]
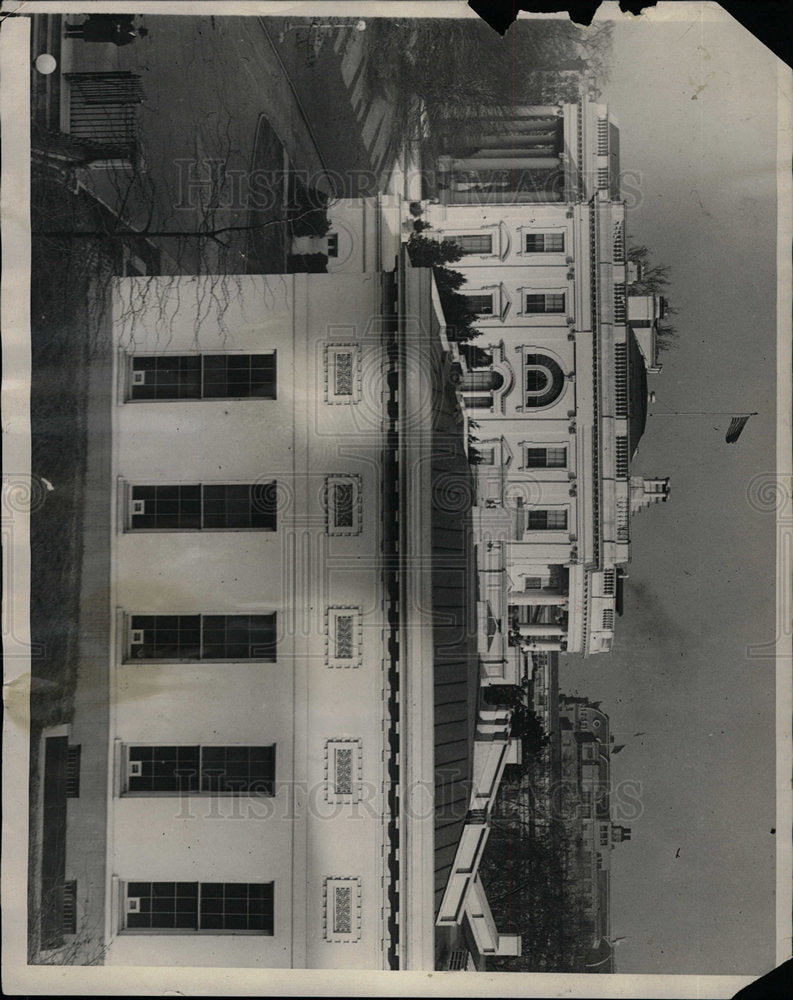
[556, 6, 782, 975]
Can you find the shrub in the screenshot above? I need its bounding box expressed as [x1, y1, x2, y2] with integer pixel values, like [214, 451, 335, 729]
[405, 233, 483, 343]
[461, 342, 492, 368]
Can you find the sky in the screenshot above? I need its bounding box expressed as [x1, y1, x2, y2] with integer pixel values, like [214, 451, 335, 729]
[555, 6, 783, 975]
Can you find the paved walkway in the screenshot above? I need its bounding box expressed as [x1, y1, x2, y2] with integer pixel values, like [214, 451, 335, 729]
[265, 18, 409, 197]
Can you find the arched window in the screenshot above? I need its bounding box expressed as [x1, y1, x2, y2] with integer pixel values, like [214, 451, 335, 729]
[461, 369, 505, 411]
[461, 370, 504, 393]
[524, 354, 565, 408]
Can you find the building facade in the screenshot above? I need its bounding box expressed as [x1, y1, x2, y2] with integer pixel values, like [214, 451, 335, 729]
[557, 695, 632, 972]
[39, 247, 519, 970]
[105, 271, 400, 968]
[424, 98, 670, 659]
[33, 93, 671, 973]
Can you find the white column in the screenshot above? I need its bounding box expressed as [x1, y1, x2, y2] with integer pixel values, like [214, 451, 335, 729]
[449, 189, 564, 205]
[452, 155, 561, 171]
[469, 147, 556, 159]
[478, 132, 559, 147]
[508, 592, 568, 606]
[519, 624, 566, 637]
[511, 104, 563, 117]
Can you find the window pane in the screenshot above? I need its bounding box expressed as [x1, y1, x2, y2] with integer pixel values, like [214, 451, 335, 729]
[127, 745, 200, 793]
[457, 234, 492, 254]
[525, 370, 549, 393]
[198, 883, 274, 933]
[527, 447, 566, 468]
[525, 294, 545, 313]
[200, 614, 276, 661]
[249, 354, 277, 399]
[527, 232, 565, 252]
[527, 510, 566, 530]
[201, 484, 276, 530]
[525, 293, 565, 314]
[464, 294, 494, 315]
[200, 746, 275, 794]
[202, 355, 276, 399]
[546, 293, 566, 313]
[131, 356, 201, 400]
[125, 882, 198, 930]
[131, 485, 201, 530]
[249, 481, 278, 529]
[130, 614, 201, 660]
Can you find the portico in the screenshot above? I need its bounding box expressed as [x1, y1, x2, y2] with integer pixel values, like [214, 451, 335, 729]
[436, 106, 567, 205]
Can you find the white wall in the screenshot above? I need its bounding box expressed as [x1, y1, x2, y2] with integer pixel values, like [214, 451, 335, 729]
[106, 274, 393, 967]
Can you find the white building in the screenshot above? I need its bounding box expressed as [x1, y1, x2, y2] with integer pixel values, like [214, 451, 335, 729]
[36, 97, 671, 972]
[31, 241, 518, 971]
[424, 98, 670, 659]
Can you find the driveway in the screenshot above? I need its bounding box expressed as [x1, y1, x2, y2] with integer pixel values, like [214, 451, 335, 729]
[62, 14, 328, 259]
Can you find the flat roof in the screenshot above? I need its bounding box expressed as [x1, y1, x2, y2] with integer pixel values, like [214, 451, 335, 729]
[426, 282, 480, 918]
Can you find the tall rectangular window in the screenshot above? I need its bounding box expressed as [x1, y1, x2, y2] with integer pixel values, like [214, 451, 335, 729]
[524, 233, 564, 253]
[527, 509, 568, 530]
[525, 293, 565, 314]
[463, 293, 495, 316]
[526, 446, 567, 469]
[124, 882, 274, 933]
[127, 614, 276, 662]
[130, 354, 276, 401]
[130, 483, 281, 531]
[125, 745, 275, 795]
[451, 234, 493, 255]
